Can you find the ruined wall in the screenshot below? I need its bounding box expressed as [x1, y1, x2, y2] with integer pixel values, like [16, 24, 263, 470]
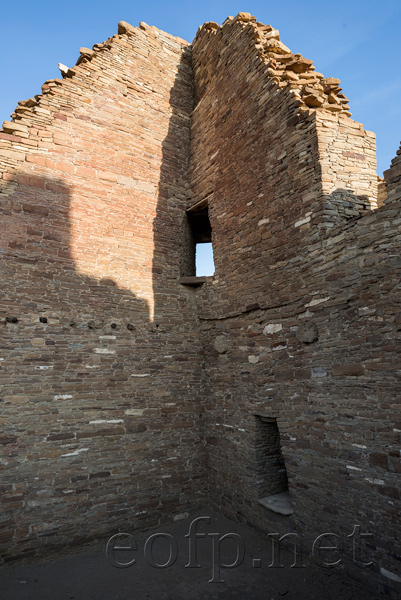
[190, 15, 378, 315]
[1, 10, 400, 597]
[384, 141, 401, 204]
[0, 21, 206, 561]
[315, 112, 378, 224]
[191, 14, 401, 596]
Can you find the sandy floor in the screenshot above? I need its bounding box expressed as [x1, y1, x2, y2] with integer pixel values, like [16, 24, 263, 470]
[1, 509, 382, 599]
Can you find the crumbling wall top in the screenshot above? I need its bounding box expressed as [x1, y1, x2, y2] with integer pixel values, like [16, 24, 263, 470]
[383, 141, 401, 203]
[1, 19, 189, 139]
[193, 12, 351, 119]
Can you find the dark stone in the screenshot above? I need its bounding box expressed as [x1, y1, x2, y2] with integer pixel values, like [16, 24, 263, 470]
[332, 363, 364, 376]
[47, 433, 74, 441]
[88, 320, 103, 329]
[0, 436, 18, 445]
[369, 452, 388, 469]
[89, 471, 111, 479]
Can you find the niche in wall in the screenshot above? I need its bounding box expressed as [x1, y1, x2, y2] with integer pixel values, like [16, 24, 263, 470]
[255, 415, 293, 515]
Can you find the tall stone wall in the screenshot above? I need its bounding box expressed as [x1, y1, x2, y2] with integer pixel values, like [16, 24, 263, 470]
[0, 21, 206, 561]
[191, 14, 401, 597]
[190, 15, 378, 314]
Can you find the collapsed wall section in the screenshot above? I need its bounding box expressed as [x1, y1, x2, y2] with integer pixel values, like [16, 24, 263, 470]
[0, 21, 206, 560]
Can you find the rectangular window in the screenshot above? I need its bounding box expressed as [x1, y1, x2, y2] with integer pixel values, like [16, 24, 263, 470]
[196, 242, 214, 277]
[181, 199, 215, 278]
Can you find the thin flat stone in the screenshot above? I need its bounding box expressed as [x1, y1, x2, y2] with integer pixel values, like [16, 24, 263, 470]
[259, 492, 294, 515]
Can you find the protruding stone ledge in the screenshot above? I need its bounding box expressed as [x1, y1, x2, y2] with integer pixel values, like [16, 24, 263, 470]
[118, 21, 136, 35]
[259, 492, 294, 515]
[178, 276, 207, 286]
[79, 47, 95, 59]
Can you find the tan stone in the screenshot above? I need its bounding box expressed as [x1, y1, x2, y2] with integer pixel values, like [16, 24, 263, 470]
[328, 93, 340, 104]
[236, 12, 252, 22]
[286, 57, 313, 73]
[264, 39, 291, 54]
[304, 94, 324, 107]
[118, 20, 136, 35]
[204, 22, 219, 30]
[3, 121, 29, 134]
[79, 47, 95, 58]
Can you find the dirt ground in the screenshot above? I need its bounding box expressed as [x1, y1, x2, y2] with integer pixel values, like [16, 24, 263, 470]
[1, 509, 384, 599]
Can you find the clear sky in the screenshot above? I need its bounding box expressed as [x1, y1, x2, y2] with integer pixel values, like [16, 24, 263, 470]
[1, 0, 400, 275]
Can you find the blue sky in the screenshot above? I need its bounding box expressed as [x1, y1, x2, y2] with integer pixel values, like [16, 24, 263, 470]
[1, 1, 400, 275]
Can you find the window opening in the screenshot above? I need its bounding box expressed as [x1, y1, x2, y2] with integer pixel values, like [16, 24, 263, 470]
[181, 199, 215, 278]
[196, 242, 214, 277]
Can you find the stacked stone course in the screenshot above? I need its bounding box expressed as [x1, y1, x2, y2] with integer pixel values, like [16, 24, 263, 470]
[1, 11, 400, 598]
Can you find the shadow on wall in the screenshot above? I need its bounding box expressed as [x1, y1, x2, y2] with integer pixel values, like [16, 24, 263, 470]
[0, 48, 200, 556]
[0, 173, 150, 320]
[0, 170, 154, 553]
[320, 188, 377, 226]
[152, 44, 193, 317]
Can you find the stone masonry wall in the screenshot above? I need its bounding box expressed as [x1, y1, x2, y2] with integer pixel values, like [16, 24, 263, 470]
[191, 14, 401, 597]
[190, 15, 378, 316]
[0, 21, 206, 561]
[315, 112, 378, 225]
[1, 10, 400, 598]
[198, 204, 401, 596]
[384, 141, 401, 204]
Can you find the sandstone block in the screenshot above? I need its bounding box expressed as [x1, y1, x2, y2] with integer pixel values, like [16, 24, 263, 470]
[118, 21, 136, 35]
[286, 57, 313, 73]
[204, 22, 219, 30]
[236, 12, 252, 22]
[296, 321, 318, 343]
[332, 364, 364, 376]
[264, 323, 283, 335]
[79, 47, 95, 59]
[2, 121, 29, 134]
[214, 335, 228, 354]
